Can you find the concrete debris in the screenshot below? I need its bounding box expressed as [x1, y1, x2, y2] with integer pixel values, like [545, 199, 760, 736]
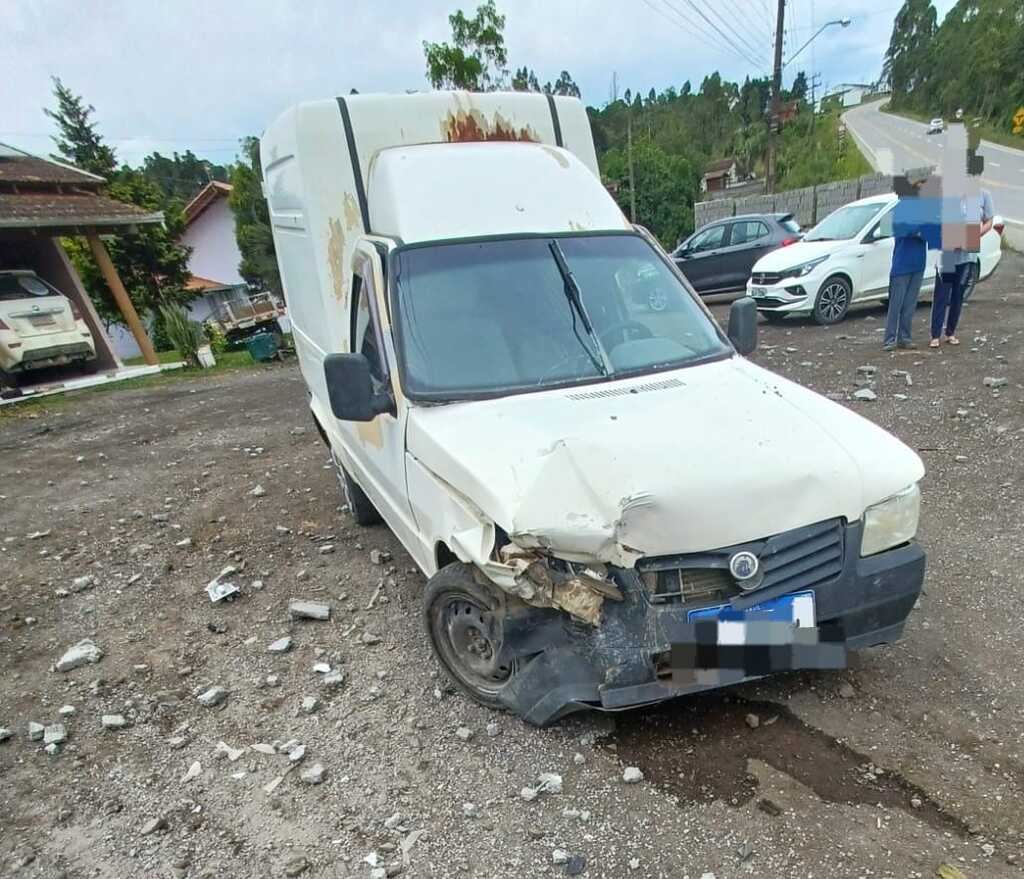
[0, 728, 12, 743]
[462, 802, 479, 818]
[288, 744, 306, 763]
[58, 705, 75, 717]
[322, 670, 345, 688]
[289, 600, 331, 621]
[27, 529, 52, 540]
[168, 736, 188, 750]
[400, 830, 425, 867]
[263, 775, 285, 795]
[140, 816, 168, 836]
[43, 724, 66, 746]
[852, 388, 877, 402]
[283, 856, 309, 876]
[745, 713, 760, 729]
[175, 537, 193, 548]
[383, 813, 403, 830]
[197, 686, 228, 707]
[312, 662, 332, 674]
[55, 639, 103, 672]
[206, 566, 240, 603]
[216, 741, 245, 762]
[552, 850, 569, 865]
[838, 682, 856, 699]
[455, 726, 474, 741]
[252, 743, 277, 755]
[360, 631, 383, 645]
[301, 762, 326, 785]
[266, 674, 281, 687]
[70, 575, 95, 593]
[301, 696, 319, 714]
[536, 772, 563, 793]
[370, 549, 392, 565]
[573, 752, 586, 765]
[983, 376, 1008, 388]
[910, 796, 923, 809]
[622, 766, 644, 784]
[856, 365, 877, 376]
[102, 714, 128, 730]
[486, 722, 500, 738]
[629, 858, 640, 870]
[182, 761, 202, 783]
[318, 544, 334, 555]
[267, 636, 293, 654]
[250, 484, 267, 497]
[44, 743, 59, 756]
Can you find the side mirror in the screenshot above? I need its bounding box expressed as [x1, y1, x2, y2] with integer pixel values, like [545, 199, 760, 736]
[323, 353, 391, 421]
[727, 297, 758, 355]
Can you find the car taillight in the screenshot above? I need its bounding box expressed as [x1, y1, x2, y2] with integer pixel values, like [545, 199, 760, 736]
[781, 237, 799, 246]
[994, 222, 1004, 236]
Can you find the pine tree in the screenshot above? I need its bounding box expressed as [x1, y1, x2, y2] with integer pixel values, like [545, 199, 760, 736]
[43, 77, 117, 178]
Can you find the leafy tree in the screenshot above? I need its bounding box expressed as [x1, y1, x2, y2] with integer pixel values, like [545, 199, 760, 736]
[423, 0, 508, 90]
[600, 141, 699, 248]
[551, 70, 581, 97]
[141, 150, 229, 201]
[43, 77, 116, 178]
[512, 66, 541, 92]
[883, 0, 938, 102]
[45, 80, 193, 328]
[229, 137, 281, 297]
[788, 71, 809, 103]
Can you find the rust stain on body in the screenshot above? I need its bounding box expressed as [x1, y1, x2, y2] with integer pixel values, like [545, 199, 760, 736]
[327, 218, 347, 305]
[442, 108, 539, 144]
[356, 418, 384, 449]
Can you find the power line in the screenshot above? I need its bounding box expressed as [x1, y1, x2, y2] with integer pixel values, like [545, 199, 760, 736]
[715, 0, 772, 63]
[638, 0, 766, 74]
[676, 0, 772, 71]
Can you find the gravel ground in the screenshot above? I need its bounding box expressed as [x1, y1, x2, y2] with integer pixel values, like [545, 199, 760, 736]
[1, 252, 1023, 879]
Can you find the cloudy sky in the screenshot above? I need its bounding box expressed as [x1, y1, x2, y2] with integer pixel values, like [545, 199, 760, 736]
[5, 0, 958, 168]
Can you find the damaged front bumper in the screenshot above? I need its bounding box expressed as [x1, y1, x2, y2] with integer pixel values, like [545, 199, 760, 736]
[494, 521, 924, 726]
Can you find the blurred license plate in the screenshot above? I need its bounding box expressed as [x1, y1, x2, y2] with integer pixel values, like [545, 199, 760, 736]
[750, 287, 767, 298]
[688, 591, 815, 644]
[28, 315, 56, 327]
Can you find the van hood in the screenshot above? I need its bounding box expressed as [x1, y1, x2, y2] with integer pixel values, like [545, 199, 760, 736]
[405, 357, 924, 566]
[752, 239, 848, 273]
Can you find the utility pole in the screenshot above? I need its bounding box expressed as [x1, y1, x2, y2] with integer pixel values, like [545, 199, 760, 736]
[766, 0, 786, 194]
[627, 112, 637, 222]
[808, 72, 822, 137]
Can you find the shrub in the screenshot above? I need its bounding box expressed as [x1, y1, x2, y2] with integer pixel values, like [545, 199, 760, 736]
[158, 303, 205, 367]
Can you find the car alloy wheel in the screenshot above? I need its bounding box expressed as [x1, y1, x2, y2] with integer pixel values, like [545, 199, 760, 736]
[813, 276, 851, 325]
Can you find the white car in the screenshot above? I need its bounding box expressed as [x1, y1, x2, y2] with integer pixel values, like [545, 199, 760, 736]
[926, 118, 944, 134]
[746, 194, 1003, 324]
[0, 270, 96, 382]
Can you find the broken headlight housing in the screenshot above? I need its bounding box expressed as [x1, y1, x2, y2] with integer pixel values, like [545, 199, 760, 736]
[860, 483, 921, 557]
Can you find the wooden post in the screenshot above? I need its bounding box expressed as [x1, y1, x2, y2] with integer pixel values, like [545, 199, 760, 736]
[86, 233, 159, 366]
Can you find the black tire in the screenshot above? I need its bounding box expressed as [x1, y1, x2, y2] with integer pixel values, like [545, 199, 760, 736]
[332, 450, 381, 526]
[813, 275, 852, 325]
[761, 311, 788, 324]
[424, 563, 518, 713]
[962, 262, 979, 302]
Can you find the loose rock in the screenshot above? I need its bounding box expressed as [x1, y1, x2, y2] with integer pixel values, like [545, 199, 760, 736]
[289, 600, 331, 621]
[623, 766, 644, 784]
[55, 639, 103, 672]
[852, 388, 877, 402]
[301, 762, 326, 785]
[197, 686, 228, 707]
[267, 636, 293, 654]
[102, 714, 128, 730]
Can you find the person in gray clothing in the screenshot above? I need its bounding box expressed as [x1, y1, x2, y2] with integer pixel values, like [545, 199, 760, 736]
[930, 188, 994, 347]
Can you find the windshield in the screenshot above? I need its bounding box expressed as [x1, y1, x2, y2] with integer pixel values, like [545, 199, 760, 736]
[0, 274, 58, 302]
[393, 233, 731, 399]
[804, 203, 885, 241]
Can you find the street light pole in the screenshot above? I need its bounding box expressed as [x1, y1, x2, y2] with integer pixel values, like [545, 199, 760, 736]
[785, 18, 851, 69]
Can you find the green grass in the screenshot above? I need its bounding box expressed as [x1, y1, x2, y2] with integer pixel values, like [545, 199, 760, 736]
[1, 348, 260, 419]
[880, 102, 1024, 152]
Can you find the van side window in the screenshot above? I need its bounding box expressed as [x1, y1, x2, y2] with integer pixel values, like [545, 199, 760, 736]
[350, 259, 387, 383]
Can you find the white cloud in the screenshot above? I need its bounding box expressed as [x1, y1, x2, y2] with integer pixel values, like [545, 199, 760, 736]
[3, 0, 960, 166]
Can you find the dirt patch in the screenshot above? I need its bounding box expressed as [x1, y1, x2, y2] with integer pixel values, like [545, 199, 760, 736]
[606, 691, 971, 837]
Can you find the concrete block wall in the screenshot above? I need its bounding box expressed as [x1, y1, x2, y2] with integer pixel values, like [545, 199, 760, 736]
[695, 172, 896, 232]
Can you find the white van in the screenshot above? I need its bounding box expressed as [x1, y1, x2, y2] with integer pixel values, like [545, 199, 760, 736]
[261, 92, 926, 725]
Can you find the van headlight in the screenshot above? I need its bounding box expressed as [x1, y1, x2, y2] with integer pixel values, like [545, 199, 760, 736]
[860, 484, 921, 557]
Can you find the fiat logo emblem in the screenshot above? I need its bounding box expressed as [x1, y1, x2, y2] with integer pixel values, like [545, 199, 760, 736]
[729, 551, 761, 590]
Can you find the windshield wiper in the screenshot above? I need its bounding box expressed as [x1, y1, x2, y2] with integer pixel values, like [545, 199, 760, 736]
[547, 240, 613, 376]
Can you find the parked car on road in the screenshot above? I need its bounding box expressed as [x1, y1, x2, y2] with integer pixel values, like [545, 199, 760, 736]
[926, 118, 944, 134]
[670, 213, 801, 300]
[0, 270, 96, 383]
[261, 91, 927, 726]
[747, 194, 1003, 324]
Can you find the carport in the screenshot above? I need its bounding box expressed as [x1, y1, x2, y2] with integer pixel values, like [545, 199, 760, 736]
[0, 143, 172, 400]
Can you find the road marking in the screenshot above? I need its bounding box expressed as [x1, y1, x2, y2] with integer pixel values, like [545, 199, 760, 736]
[989, 162, 1000, 167]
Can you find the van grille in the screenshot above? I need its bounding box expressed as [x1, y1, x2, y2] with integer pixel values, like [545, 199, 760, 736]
[637, 518, 845, 605]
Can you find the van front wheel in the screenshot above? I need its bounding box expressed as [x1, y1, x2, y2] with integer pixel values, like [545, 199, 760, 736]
[332, 450, 381, 526]
[424, 563, 517, 713]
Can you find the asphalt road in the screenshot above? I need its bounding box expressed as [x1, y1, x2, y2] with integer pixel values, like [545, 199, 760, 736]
[844, 99, 1024, 248]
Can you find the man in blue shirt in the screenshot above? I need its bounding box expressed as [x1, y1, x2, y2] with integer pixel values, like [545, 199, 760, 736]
[885, 168, 939, 351]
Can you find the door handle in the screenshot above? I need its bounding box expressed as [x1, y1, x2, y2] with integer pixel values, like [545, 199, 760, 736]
[855, 253, 865, 259]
